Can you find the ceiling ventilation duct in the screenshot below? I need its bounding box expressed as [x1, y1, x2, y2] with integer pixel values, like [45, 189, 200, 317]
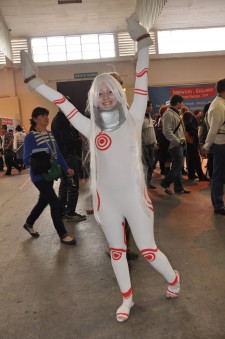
[58, 0, 82, 4]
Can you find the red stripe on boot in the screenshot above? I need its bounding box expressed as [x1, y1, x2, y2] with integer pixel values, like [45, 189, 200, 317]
[122, 287, 132, 299]
[169, 272, 178, 286]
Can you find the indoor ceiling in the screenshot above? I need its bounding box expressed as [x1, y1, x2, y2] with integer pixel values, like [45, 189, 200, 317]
[0, 0, 225, 39]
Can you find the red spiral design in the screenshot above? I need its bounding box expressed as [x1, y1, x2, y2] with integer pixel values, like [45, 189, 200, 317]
[110, 248, 126, 261]
[141, 248, 158, 262]
[95, 132, 112, 151]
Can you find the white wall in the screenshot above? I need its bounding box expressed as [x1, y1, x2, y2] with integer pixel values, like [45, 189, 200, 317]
[0, 54, 225, 131]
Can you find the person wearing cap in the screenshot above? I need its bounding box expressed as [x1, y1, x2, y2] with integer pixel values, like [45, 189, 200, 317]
[23, 107, 76, 245]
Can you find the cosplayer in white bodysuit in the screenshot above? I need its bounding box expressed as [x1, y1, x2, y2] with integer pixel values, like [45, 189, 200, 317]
[21, 14, 180, 322]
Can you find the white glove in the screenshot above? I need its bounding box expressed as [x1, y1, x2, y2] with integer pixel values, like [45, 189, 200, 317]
[126, 13, 153, 51]
[126, 13, 147, 40]
[20, 50, 44, 91]
[20, 50, 38, 80]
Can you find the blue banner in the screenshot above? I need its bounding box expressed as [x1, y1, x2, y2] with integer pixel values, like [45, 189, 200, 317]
[148, 83, 216, 115]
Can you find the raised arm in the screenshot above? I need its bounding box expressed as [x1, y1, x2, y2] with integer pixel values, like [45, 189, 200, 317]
[126, 13, 153, 124]
[20, 51, 91, 139]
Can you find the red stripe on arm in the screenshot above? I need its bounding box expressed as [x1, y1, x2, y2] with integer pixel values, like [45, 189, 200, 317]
[67, 108, 79, 120]
[134, 88, 148, 95]
[136, 68, 148, 77]
[53, 96, 66, 105]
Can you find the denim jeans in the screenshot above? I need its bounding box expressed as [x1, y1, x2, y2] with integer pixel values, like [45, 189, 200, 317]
[26, 180, 67, 239]
[163, 145, 184, 192]
[58, 154, 79, 216]
[210, 143, 225, 210]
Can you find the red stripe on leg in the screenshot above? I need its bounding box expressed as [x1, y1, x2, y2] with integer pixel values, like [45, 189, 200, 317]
[122, 287, 132, 299]
[169, 272, 178, 286]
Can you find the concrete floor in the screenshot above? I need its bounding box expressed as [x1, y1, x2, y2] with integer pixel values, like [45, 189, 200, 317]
[0, 166, 225, 339]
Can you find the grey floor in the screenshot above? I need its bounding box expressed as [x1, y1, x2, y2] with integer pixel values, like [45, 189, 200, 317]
[0, 165, 225, 339]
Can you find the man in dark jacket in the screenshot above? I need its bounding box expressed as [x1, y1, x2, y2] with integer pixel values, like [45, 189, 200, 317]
[51, 109, 86, 221]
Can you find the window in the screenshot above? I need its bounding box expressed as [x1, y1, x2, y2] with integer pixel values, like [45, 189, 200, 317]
[158, 27, 225, 54]
[31, 33, 115, 62]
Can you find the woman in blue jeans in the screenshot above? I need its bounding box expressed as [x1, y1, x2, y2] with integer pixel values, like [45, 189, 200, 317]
[23, 107, 76, 245]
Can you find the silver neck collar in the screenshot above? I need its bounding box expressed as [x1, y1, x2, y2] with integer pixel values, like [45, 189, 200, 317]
[94, 103, 126, 132]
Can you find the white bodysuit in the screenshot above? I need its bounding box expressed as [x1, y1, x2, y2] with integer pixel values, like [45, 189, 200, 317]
[32, 47, 177, 299]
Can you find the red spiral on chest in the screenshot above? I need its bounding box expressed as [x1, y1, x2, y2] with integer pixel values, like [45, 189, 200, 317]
[95, 132, 112, 151]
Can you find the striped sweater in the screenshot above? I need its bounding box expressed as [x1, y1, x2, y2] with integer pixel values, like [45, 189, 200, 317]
[23, 130, 69, 182]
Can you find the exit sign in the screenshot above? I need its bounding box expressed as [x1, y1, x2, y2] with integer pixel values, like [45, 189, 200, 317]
[74, 72, 98, 79]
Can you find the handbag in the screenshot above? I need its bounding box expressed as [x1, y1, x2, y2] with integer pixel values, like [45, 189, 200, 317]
[30, 151, 51, 175]
[184, 131, 195, 144]
[42, 162, 63, 181]
[35, 131, 63, 181]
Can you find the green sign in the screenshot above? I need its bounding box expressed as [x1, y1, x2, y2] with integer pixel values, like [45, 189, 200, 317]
[74, 72, 98, 79]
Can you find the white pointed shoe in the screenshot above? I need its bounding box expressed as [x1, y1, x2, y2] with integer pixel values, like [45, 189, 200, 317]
[166, 270, 180, 299]
[116, 298, 134, 322]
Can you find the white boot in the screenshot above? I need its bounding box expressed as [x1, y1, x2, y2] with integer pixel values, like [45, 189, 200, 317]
[116, 296, 134, 322]
[166, 270, 180, 299]
[20, 50, 44, 91]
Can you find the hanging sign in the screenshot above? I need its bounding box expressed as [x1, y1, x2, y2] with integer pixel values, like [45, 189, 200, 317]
[1, 117, 14, 125]
[74, 72, 98, 79]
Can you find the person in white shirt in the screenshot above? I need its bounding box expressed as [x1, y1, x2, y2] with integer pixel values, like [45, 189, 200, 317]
[202, 79, 225, 215]
[13, 125, 26, 168]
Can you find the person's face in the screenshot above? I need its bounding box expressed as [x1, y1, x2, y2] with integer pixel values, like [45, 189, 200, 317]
[98, 83, 118, 110]
[1, 128, 6, 136]
[177, 102, 183, 111]
[146, 103, 153, 116]
[34, 114, 49, 128]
